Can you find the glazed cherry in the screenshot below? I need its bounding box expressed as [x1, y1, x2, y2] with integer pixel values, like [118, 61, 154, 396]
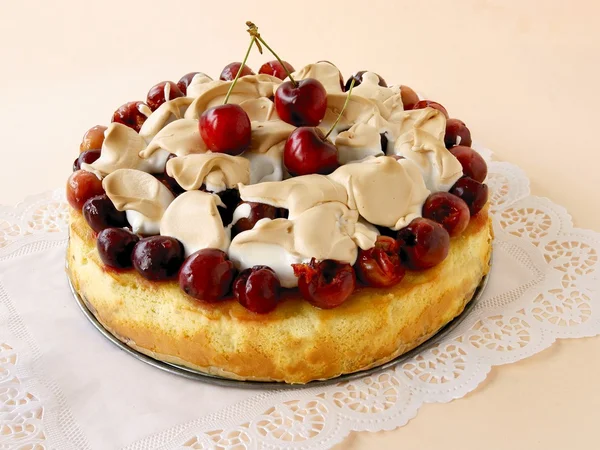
[179, 249, 236, 302]
[449, 145, 487, 183]
[233, 265, 281, 313]
[219, 62, 255, 81]
[355, 236, 406, 288]
[345, 71, 387, 91]
[397, 218, 450, 270]
[96, 227, 139, 269]
[445, 118, 472, 149]
[199, 104, 251, 155]
[177, 72, 210, 95]
[293, 259, 356, 309]
[422, 192, 470, 237]
[400, 85, 419, 110]
[80, 125, 107, 152]
[146, 81, 184, 111]
[449, 177, 489, 216]
[232, 202, 280, 236]
[73, 150, 101, 171]
[132, 236, 184, 281]
[413, 100, 449, 119]
[275, 78, 327, 127]
[66, 170, 105, 211]
[111, 101, 149, 132]
[284, 127, 339, 176]
[259, 60, 295, 80]
[82, 194, 127, 232]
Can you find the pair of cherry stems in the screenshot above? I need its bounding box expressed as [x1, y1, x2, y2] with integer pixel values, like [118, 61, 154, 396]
[223, 21, 355, 140]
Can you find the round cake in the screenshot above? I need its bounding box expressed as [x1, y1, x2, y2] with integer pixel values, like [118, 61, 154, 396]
[66, 26, 492, 384]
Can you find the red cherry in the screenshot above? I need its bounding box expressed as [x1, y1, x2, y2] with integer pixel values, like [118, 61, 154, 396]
[111, 101, 149, 132]
[422, 192, 470, 237]
[233, 266, 281, 313]
[292, 259, 356, 309]
[80, 125, 107, 152]
[82, 194, 128, 232]
[345, 71, 387, 91]
[413, 100, 449, 119]
[96, 228, 139, 269]
[219, 62, 255, 81]
[449, 177, 489, 216]
[258, 60, 295, 80]
[66, 170, 105, 211]
[132, 236, 184, 281]
[355, 236, 406, 287]
[232, 202, 281, 236]
[445, 118, 472, 149]
[178, 249, 236, 302]
[177, 72, 210, 95]
[397, 218, 450, 270]
[449, 145, 487, 182]
[73, 149, 101, 171]
[146, 81, 184, 111]
[199, 104, 251, 155]
[275, 78, 327, 127]
[400, 86, 419, 110]
[283, 127, 339, 176]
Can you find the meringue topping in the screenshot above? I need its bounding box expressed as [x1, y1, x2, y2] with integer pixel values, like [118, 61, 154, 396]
[244, 142, 285, 184]
[166, 153, 250, 192]
[140, 119, 206, 159]
[139, 97, 193, 142]
[352, 72, 397, 104]
[239, 97, 295, 153]
[292, 62, 343, 93]
[335, 123, 383, 164]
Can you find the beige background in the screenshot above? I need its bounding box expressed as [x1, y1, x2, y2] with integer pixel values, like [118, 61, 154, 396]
[1, 0, 599, 448]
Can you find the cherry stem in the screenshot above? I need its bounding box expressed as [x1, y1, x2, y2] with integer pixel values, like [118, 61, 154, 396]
[246, 21, 297, 87]
[324, 78, 355, 140]
[223, 36, 256, 105]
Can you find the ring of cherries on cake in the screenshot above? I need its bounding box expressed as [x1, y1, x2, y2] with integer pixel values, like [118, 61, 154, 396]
[67, 51, 488, 314]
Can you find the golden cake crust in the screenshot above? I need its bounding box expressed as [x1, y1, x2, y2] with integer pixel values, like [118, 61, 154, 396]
[67, 207, 492, 384]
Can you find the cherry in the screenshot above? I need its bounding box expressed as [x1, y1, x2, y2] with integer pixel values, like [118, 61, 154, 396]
[177, 72, 210, 95]
[292, 259, 356, 309]
[275, 78, 327, 127]
[146, 81, 184, 111]
[284, 127, 339, 176]
[73, 149, 101, 171]
[400, 85, 419, 110]
[345, 70, 387, 91]
[156, 154, 185, 195]
[355, 236, 406, 288]
[132, 236, 184, 281]
[179, 249, 236, 302]
[259, 60, 295, 80]
[219, 62, 255, 81]
[232, 202, 280, 236]
[82, 194, 128, 232]
[449, 145, 487, 183]
[233, 265, 281, 313]
[111, 101, 150, 132]
[422, 192, 470, 237]
[449, 177, 489, 216]
[96, 227, 139, 269]
[397, 218, 450, 270]
[80, 125, 107, 152]
[445, 118, 472, 148]
[199, 104, 251, 155]
[214, 188, 241, 226]
[66, 170, 105, 211]
[413, 100, 449, 119]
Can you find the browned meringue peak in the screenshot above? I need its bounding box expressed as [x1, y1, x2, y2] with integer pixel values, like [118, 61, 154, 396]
[160, 190, 229, 256]
[184, 75, 282, 120]
[318, 93, 383, 139]
[103, 169, 174, 221]
[238, 174, 348, 219]
[334, 123, 383, 164]
[292, 62, 343, 93]
[239, 98, 295, 154]
[139, 119, 206, 159]
[185, 74, 219, 98]
[139, 97, 194, 142]
[328, 156, 430, 230]
[352, 72, 398, 104]
[166, 153, 250, 192]
[244, 141, 285, 184]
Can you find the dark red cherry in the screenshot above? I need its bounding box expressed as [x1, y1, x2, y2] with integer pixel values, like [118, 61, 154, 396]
[179, 249, 236, 302]
[219, 62, 255, 81]
[96, 227, 139, 269]
[275, 78, 327, 127]
[397, 218, 450, 270]
[292, 259, 356, 309]
[449, 177, 489, 216]
[80, 125, 107, 152]
[232, 202, 280, 236]
[82, 194, 127, 232]
[449, 145, 487, 183]
[422, 192, 470, 237]
[413, 100, 449, 119]
[66, 170, 105, 211]
[199, 104, 251, 155]
[345, 71, 387, 91]
[111, 101, 149, 132]
[258, 60, 295, 80]
[355, 236, 406, 287]
[146, 81, 184, 111]
[177, 72, 210, 95]
[445, 118, 472, 149]
[284, 127, 339, 176]
[73, 150, 101, 171]
[233, 266, 281, 313]
[400, 86, 419, 110]
[132, 236, 184, 281]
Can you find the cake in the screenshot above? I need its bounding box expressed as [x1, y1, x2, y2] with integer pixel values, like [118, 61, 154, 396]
[66, 23, 492, 384]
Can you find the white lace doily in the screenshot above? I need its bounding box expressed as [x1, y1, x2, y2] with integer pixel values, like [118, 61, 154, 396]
[1, 149, 599, 450]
